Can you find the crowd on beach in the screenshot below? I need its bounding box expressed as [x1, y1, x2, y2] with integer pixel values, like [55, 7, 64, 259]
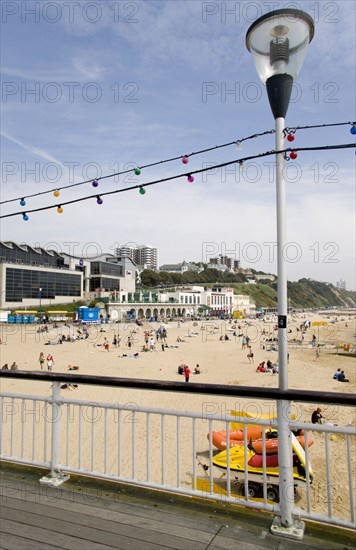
[1, 312, 354, 390]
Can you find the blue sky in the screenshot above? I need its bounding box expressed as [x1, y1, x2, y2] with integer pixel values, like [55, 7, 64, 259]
[1, 1, 355, 289]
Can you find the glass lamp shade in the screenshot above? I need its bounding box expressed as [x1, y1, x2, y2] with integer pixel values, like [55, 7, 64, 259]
[246, 9, 314, 83]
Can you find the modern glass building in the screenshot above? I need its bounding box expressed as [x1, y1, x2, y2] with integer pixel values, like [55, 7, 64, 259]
[0, 242, 83, 308]
[5, 267, 81, 303]
[0, 243, 138, 308]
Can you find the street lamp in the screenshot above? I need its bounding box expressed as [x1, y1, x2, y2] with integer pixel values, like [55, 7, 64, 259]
[39, 287, 43, 324]
[246, 9, 314, 539]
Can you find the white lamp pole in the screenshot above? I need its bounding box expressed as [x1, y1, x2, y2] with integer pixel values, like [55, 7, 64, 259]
[246, 9, 314, 539]
[39, 287, 43, 324]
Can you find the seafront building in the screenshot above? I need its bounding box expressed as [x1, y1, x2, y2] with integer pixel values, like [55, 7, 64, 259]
[0, 241, 256, 319]
[0, 242, 136, 310]
[107, 285, 256, 321]
[0, 241, 84, 309]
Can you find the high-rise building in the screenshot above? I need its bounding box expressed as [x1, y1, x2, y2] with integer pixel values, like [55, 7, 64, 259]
[116, 244, 157, 270]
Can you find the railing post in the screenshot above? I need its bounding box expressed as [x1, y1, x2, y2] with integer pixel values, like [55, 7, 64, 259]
[40, 381, 69, 487]
[271, 399, 305, 539]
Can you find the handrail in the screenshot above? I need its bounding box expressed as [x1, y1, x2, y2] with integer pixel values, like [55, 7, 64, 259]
[0, 370, 354, 406]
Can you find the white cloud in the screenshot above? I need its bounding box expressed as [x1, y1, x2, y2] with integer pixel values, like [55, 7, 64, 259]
[1, 131, 63, 166]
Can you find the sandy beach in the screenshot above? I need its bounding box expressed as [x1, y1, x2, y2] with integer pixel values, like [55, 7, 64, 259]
[0, 311, 355, 520]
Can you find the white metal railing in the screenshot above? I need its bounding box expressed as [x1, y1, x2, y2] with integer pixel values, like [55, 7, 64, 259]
[0, 379, 355, 533]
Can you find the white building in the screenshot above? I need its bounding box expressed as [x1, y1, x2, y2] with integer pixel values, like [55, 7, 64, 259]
[233, 294, 256, 315]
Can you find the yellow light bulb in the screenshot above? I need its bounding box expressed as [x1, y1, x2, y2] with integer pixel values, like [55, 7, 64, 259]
[57, 206, 63, 214]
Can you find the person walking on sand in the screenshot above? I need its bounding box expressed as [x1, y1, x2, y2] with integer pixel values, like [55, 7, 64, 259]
[46, 354, 54, 371]
[38, 352, 45, 370]
[247, 348, 254, 364]
[184, 366, 191, 383]
[315, 345, 320, 360]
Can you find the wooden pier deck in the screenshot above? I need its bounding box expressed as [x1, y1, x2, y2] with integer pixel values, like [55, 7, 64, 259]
[0, 464, 353, 550]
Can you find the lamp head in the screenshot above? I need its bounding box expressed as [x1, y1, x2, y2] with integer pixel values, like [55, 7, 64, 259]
[246, 9, 314, 84]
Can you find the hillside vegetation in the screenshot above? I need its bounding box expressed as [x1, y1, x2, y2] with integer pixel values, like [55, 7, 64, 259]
[140, 269, 355, 309]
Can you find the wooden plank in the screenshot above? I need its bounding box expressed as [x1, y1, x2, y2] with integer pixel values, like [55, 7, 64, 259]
[0, 478, 222, 533]
[1, 482, 219, 543]
[0, 532, 63, 550]
[1, 503, 203, 550]
[0, 518, 113, 550]
[209, 542, 269, 550]
[217, 525, 280, 549]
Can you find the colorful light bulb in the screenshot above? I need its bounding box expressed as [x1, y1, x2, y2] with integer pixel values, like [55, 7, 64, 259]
[235, 141, 242, 150]
[57, 206, 63, 214]
[23, 213, 29, 221]
[182, 156, 189, 164]
[187, 175, 194, 183]
[287, 134, 295, 142]
[351, 125, 356, 135]
[290, 151, 298, 160]
[97, 196, 103, 205]
[139, 186, 146, 195]
[53, 190, 60, 197]
[134, 168, 141, 176]
[20, 198, 26, 206]
[92, 180, 99, 188]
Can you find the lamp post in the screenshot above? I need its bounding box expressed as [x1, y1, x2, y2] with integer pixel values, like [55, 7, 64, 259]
[246, 9, 314, 539]
[39, 287, 43, 324]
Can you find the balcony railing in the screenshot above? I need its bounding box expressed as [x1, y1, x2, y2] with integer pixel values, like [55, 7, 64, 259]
[0, 371, 354, 536]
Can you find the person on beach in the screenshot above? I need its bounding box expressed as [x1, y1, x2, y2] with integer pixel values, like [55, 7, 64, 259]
[46, 354, 54, 371]
[149, 337, 155, 351]
[104, 338, 110, 352]
[194, 364, 201, 374]
[10, 362, 18, 370]
[256, 362, 266, 373]
[315, 345, 320, 360]
[38, 352, 45, 370]
[2, 364, 9, 370]
[311, 407, 323, 424]
[184, 366, 191, 383]
[337, 370, 349, 382]
[333, 368, 341, 379]
[247, 348, 254, 364]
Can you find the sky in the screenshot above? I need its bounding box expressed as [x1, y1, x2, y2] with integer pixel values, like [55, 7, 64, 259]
[1, 0, 355, 289]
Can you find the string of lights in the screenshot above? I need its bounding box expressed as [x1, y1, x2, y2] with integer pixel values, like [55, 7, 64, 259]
[0, 128, 275, 206]
[284, 121, 355, 136]
[2, 142, 354, 221]
[1, 121, 354, 207]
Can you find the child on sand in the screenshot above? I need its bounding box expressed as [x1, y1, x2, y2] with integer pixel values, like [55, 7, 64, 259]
[46, 354, 54, 371]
